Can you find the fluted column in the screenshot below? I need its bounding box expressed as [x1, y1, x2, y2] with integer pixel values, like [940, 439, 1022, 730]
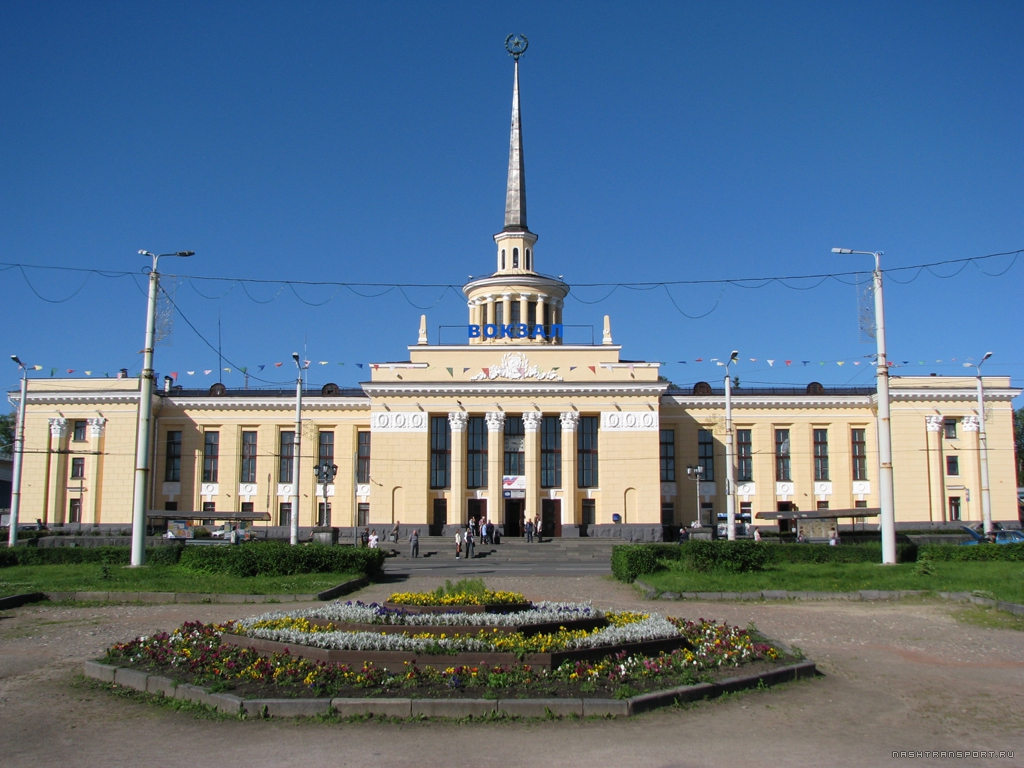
[485, 295, 495, 343]
[86, 418, 106, 525]
[536, 293, 547, 343]
[449, 412, 468, 526]
[485, 412, 506, 529]
[560, 412, 579, 529]
[523, 412, 542, 529]
[48, 418, 68, 525]
[518, 293, 530, 338]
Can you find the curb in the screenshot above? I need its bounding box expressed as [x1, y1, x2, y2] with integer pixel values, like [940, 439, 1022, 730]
[631, 582, 1024, 614]
[0, 592, 48, 610]
[83, 659, 817, 719]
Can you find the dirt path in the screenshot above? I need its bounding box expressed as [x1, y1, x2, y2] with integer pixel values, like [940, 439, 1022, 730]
[2, 576, 1022, 767]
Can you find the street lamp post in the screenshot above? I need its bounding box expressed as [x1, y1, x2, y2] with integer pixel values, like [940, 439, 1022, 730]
[7, 356, 30, 548]
[722, 351, 739, 540]
[313, 459, 338, 528]
[971, 352, 994, 535]
[290, 352, 303, 546]
[832, 248, 896, 565]
[131, 250, 194, 567]
[686, 464, 705, 528]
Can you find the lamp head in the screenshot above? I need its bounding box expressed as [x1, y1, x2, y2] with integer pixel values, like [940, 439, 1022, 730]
[730, 350, 739, 362]
[11, 354, 23, 366]
[831, 248, 852, 254]
[176, 251, 195, 257]
[982, 351, 993, 362]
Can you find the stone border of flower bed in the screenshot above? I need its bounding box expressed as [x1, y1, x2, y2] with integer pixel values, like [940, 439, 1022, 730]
[221, 631, 693, 671]
[632, 582, 1024, 615]
[0, 578, 367, 608]
[381, 602, 534, 614]
[83, 658, 818, 718]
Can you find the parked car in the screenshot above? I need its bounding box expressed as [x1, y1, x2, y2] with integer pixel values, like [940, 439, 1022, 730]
[959, 525, 1024, 545]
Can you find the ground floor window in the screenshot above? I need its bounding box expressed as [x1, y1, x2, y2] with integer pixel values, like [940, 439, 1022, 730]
[68, 498, 81, 523]
[357, 503, 369, 527]
[816, 500, 830, 510]
[164, 501, 178, 511]
[701, 502, 714, 527]
[581, 499, 595, 529]
[740, 501, 752, 522]
[318, 502, 332, 526]
[660, 501, 674, 526]
[279, 502, 292, 527]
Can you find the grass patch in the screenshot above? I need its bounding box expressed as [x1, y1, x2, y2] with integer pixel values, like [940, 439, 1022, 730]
[643, 561, 1024, 603]
[0, 563, 364, 598]
[949, 605, 1024, 632]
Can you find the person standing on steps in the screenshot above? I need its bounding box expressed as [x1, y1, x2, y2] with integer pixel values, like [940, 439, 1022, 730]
[391, 520, 401, 543]
[464, 526, 475, 559]
[409, 529, 419, 558]
[455, 528, 463, 558]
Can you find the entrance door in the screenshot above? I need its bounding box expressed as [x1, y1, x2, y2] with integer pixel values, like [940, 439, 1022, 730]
[430, 499, 447, 537]
[467, 499, 486, 528]
[541, 499, 561, 538]
[504, 499, 523, 536]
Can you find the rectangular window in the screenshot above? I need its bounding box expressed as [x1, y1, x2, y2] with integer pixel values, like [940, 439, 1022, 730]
[240, 431, 257, 483]
[851, 428, 868, 481]
[510, 301, 521, 326]
[494, 302, 504, 327]
[467, 416, 488, 489]
[278, 431, 294, 484]
[737, 429, 753, 482]
[318, 431, 335, 465]
[581, 499, 596, 528]
[948, 496, 961, 521]
[241, 501, 254, 513]
[203, 431, 219, 483]
[279, 502, 291, 527]
[202, 501, 215, 513]
[698, 429, 715, 481]
[816, 500, 830, 510]
[944, 418, 957, 439]
[739, 501, 752, 521]
[430, 416, 451, 489]
[357, 502, 369, 527]
[73, 420, 87, 442]
[855, 500, 867, 508]
[70, 457, 85, 479]
[165, 431, 182, 482]
[775, 429, 791, 482]
[660, 429, 676, 482]
[946, 455, 959, 476]
[540, 416, 561, 488]
[68, 498, 82, 523]
[814, 428, 829, 481]
[357, 431, 371, 484]
[164, 501, 178, 511]
[578, 416, 599, 488]
[504, 416, 525, 477]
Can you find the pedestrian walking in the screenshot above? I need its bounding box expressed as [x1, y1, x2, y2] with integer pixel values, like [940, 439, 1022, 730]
[525, 519, 534, 543]
[409, 529, 419, 558]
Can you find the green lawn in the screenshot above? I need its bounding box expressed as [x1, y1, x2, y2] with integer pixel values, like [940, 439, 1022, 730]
[0, 563, 362, 598]
[643, 561, 1024, 603]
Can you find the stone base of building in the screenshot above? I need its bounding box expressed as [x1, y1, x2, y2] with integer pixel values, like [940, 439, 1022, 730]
[582, 524, 664, 542]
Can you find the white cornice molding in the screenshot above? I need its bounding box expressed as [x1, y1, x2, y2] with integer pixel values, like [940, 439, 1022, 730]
[663, 394, 873, 409]
[361, 381, 668, 398]
[24, 392, 141, 405]
[888, 388, 1021, 402]
[165, 396, 369, 411]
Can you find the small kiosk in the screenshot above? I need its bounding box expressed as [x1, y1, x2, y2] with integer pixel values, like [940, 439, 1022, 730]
[754, 508, 880, 542]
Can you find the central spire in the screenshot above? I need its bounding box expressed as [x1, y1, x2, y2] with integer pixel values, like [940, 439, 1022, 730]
[503, 58, 528, 232]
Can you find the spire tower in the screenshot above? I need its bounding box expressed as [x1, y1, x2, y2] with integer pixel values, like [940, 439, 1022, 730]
[504, 58, 527, 232]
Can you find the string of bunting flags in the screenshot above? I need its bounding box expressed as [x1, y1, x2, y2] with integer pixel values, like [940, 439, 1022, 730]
[23, 355, 990, 379]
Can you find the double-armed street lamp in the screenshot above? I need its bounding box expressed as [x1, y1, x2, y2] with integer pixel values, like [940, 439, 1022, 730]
[722, 351, 739, 540]
[313, 458, 339, 527]
[832, 248, 896, 565]
[968, 352, 994, 535]
[131, 250, 194, 567]
[290, 352, 303, 545]
[7, 356, 31, 548]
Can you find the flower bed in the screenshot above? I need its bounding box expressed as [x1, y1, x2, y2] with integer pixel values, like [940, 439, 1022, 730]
[385, 587, 527, 609]
[101, 616, 788, 702]
[244, 600, 609, 636]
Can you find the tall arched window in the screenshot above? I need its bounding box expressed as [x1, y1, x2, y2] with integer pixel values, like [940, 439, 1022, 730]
[526, 248, 531, 270]
[501, 249, 506, 270]
[513, 248, 519, 268]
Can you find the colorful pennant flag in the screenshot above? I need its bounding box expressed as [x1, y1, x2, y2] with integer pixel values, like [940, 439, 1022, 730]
[446, 367, 454, 377]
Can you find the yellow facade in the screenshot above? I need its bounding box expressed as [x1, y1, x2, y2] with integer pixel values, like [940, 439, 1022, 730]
[9, 59, 1021, 538]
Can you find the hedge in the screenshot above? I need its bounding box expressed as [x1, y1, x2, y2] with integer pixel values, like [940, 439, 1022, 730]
[0, 546, 182, 568]
[919, 543, 1024, 562]
[177, 541, 385, 578]
[611, 540, 919, 582]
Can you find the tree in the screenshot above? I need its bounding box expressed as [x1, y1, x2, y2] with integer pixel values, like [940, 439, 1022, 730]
[1015, 407, 1024, 486]
[0, 410, 14, 455]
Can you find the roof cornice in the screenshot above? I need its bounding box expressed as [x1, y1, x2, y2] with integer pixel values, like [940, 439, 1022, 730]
[362, 381, 668, 398]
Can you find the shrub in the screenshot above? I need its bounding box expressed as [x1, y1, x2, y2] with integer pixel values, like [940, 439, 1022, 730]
[611, 545, 659, 583]
[680, 540, 772, 573]
[0, 545, 183, 567]
[765, 541, 918, 564]
[918, 543, 1024, 562]
[178, 541, 385, 578]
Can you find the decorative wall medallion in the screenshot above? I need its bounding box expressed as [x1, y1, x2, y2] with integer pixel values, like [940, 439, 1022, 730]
[315, 483, 335, 497]
[600, 411, 659, 431]
[736, 482, 756, 498]
[238, 483, 257, 500]
[162, 482, 181, 499]
[356, 484, 370, 498]
[201, 483, 219, 498]
[470, 353, 561, 381]
[776, 482, 794, 497]
[661, 481, 677, 497]
[852, 481, 871, 496]
[814, 482, 833, 497]
[277, 483, 294, 498]
[698, 481, 716, 498]
[371, 412, 428, 432]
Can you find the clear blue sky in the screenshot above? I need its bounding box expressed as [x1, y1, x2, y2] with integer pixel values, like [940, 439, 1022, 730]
[2, 1, 1021, 403]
